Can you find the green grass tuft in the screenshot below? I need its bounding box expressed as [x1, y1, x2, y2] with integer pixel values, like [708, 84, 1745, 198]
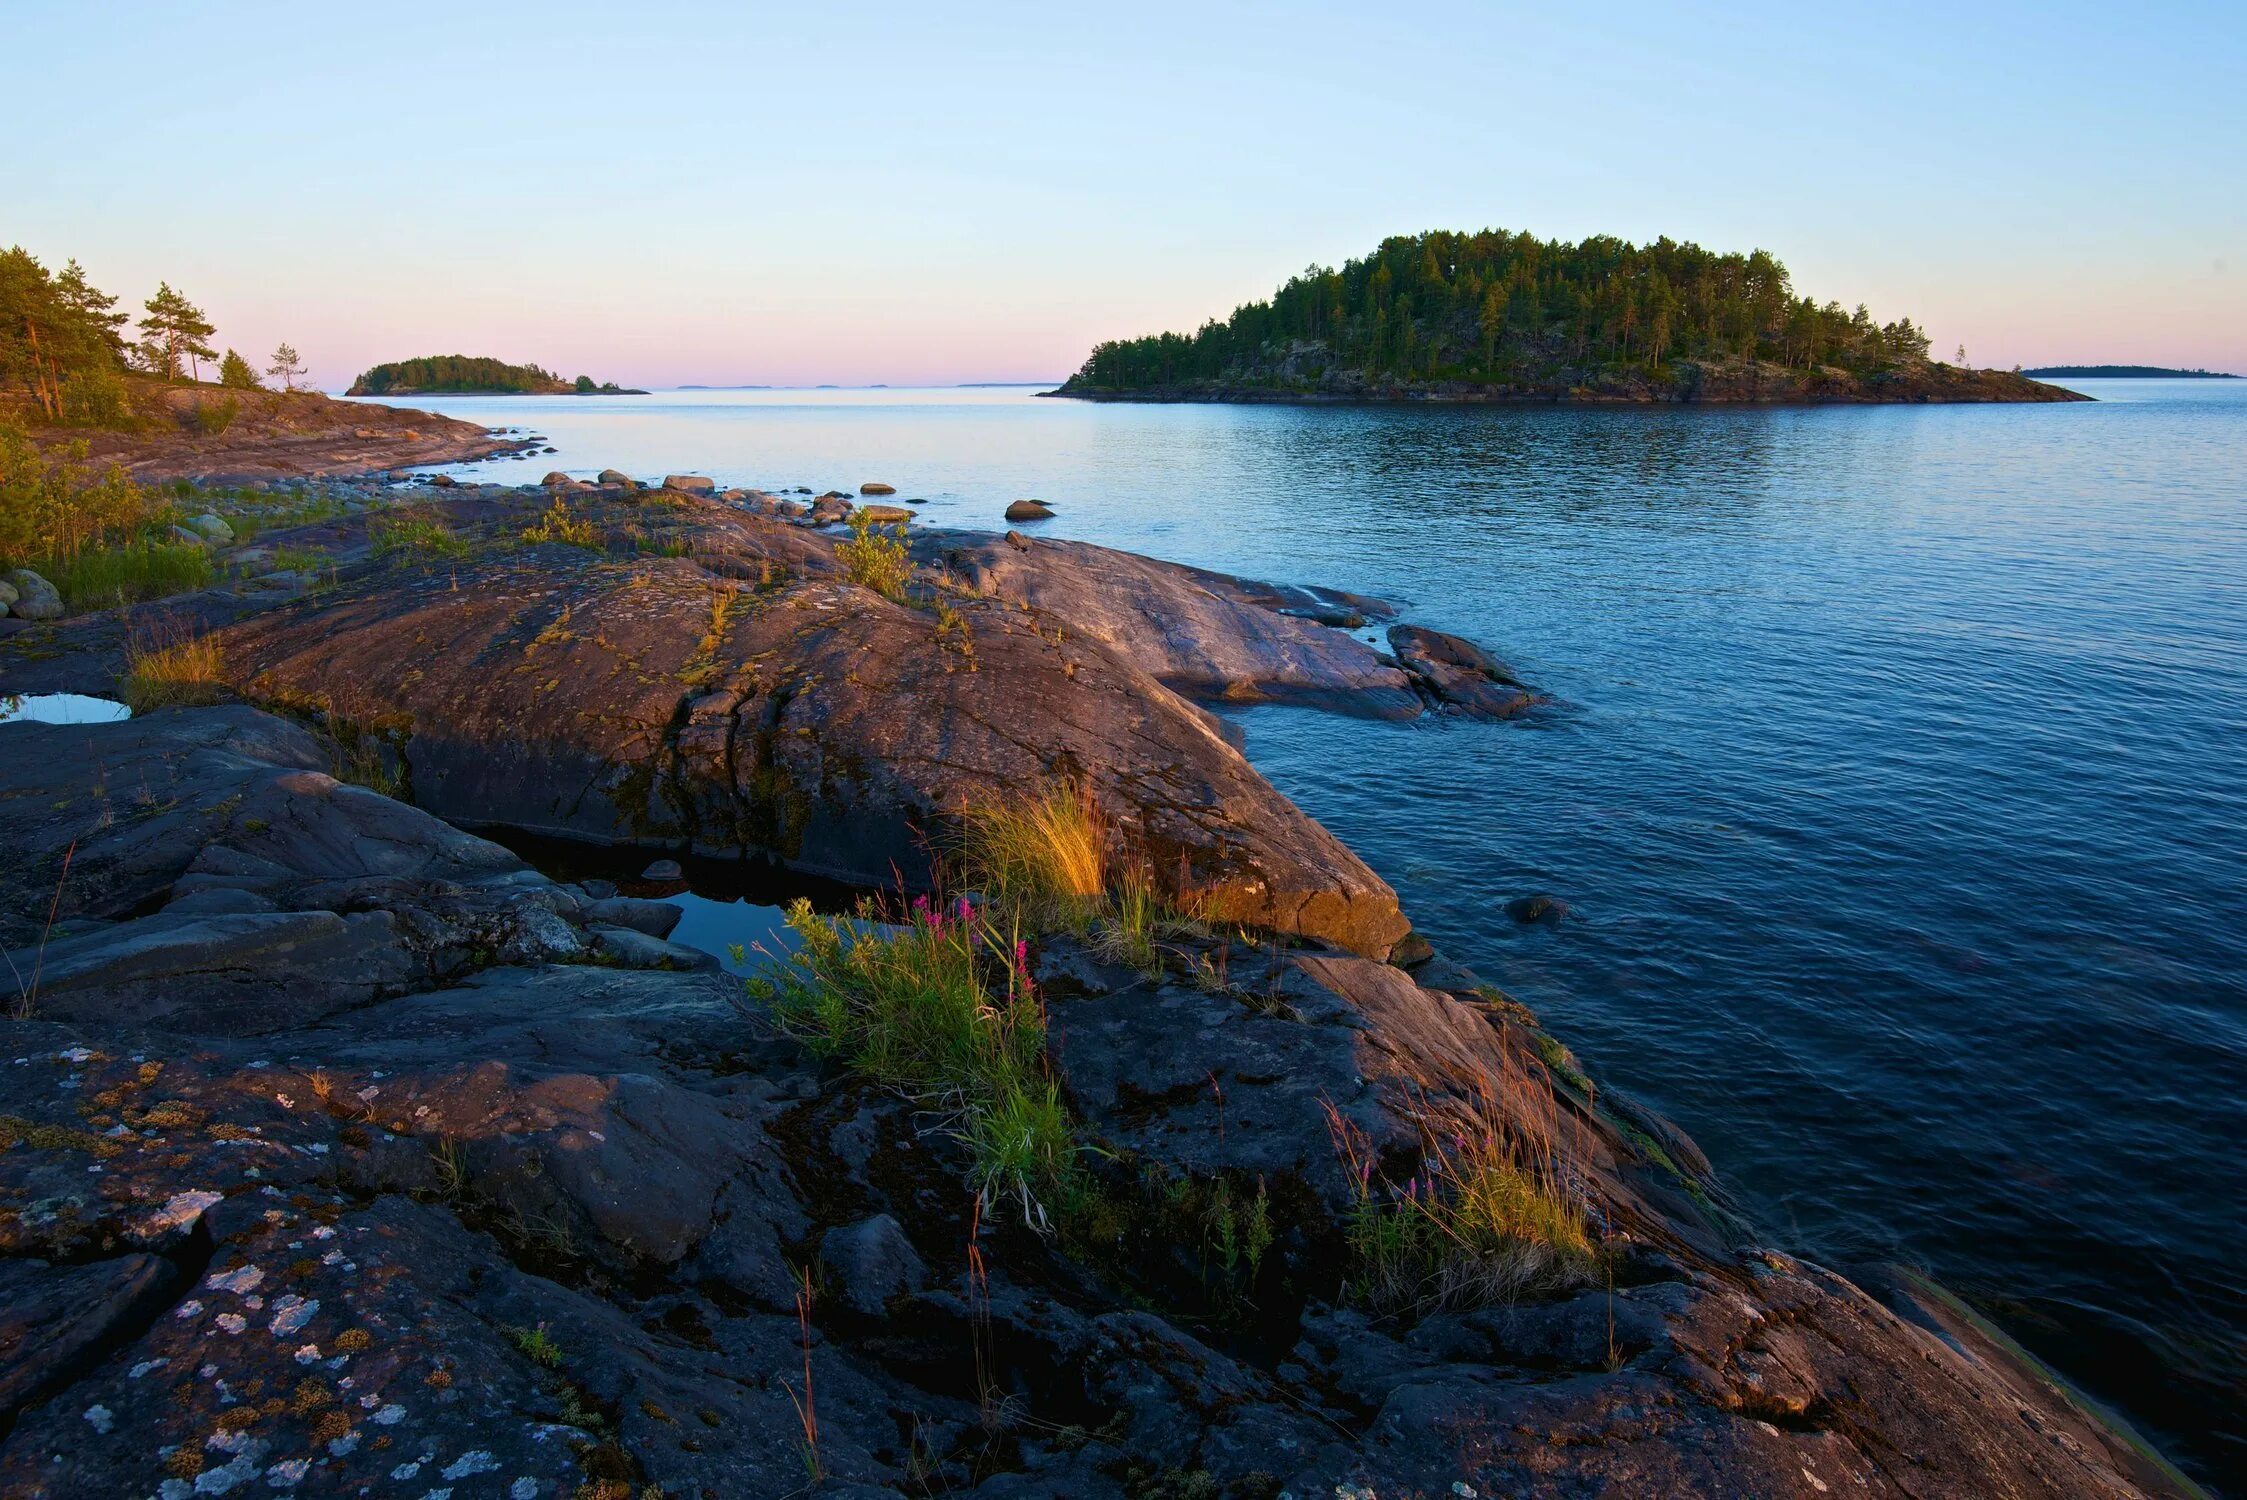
[370, 512, 471, 561]
[751, 896, 1073, 1225]
[39, 541, 212, 609]
[1325, 1084, 1598, 1313]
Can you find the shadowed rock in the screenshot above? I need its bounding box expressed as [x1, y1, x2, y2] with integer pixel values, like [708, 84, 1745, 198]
[0, 704, 2193, 1500]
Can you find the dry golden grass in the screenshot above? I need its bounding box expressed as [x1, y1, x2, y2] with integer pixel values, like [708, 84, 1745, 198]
[121, 626, 226, 713]
[959, 782, 1107, 928]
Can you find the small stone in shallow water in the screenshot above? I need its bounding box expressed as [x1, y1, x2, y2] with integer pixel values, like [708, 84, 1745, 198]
[1504, 892, 1570, 925]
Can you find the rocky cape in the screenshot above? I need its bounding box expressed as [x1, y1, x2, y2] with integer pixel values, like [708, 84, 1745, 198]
[0, 473, 2198, 1498]
[22, 381, 536, 483]
[1050, 355, 2090, 405]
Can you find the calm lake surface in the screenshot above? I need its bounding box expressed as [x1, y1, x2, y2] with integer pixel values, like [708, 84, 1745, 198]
[378, 380, 2247, 1489]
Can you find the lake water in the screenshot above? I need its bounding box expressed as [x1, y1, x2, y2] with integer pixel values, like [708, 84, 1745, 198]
[377, 380, 2247, 1490]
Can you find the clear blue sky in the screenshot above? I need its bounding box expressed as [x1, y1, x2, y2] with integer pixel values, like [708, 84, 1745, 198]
[7, 0, 2242, 387]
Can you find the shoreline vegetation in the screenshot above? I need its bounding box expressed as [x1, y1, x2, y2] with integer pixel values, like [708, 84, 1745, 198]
[346, 354, 646, 397]
[1049, 227, 2090, 405]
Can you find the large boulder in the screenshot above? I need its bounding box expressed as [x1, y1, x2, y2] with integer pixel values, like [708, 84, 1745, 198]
[859, 482, 896, 496]
[1004, 499, 1055, 521]
[662, 474, 716, 494]
[3, 567, 63, 620]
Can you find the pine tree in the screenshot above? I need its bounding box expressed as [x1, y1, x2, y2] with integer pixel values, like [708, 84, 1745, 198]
[219, 348, 261, 389]
[140, 282, 217, 383]
[266, 342, 307, 392]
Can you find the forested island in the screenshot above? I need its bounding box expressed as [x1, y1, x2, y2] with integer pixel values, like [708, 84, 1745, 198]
[347, 354, 643, 396]
[2023, 365, 2237, 379]
[1053, 229, 2086, 405]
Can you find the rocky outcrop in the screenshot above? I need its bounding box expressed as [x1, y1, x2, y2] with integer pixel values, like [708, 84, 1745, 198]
[0, 704, 2191, 1499]
[29, 381, 534, 483]
[181, 495, 1421, 955]
[927, 529, 1422, 718]
[1389, 622, 1536, 717]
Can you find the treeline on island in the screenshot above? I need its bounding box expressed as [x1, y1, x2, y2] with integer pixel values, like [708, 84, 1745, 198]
[347, 355, 639, 397]
[1057, 229, 2083, 404]
[2021, 365, 2236, 379]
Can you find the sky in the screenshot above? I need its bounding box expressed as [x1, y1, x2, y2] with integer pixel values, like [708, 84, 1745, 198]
[7, 0, 2243, 388]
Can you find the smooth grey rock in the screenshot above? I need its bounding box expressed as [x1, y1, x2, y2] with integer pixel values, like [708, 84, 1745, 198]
[819, 1213, 926, 1317]
[0, 1255, 181, 1418]
[586, 923, 716, 971]
[583, 895, 683, 938]
[189, 512, 234, 543]
[12, 908, 416, 1033]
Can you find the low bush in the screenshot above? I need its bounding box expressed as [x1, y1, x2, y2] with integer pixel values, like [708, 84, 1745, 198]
[0, 421, 158, 565]
[521, 496, 600, 550]
[193, 396, 241, 435]
[836, 510, 912, 599]
[58, 368, 140, 430]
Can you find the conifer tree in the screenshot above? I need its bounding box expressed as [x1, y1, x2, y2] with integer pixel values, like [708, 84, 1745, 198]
[267, 342, 307, 391]
[140, 282, 217, 383]
[219, 348, 261, 389]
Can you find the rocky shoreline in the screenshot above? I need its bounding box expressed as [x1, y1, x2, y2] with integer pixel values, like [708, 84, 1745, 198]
[0, 465, 2199, 1498]
[24, 384, 539, 484]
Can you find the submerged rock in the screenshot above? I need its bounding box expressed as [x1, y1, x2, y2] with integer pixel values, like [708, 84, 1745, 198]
[1390, 622, 1535, 717]
[1505, 891, 1570, 925]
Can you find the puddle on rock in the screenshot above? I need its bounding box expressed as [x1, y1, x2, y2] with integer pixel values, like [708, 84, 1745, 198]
[481, 829, 870, 975]
[0, 693, 133, 727]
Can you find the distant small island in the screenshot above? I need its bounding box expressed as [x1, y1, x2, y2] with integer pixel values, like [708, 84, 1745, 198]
[1051, 229, 2087, 405]
[347, 354, 645, 397]
[2021, 365, 2237, 379]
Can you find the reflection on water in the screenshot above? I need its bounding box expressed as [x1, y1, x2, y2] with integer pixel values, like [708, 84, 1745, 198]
[0, 693, 133, 726]
[376, 380, 2247, 1489]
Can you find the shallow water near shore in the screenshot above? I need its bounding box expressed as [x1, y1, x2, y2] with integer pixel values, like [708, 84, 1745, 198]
[372, 379, 2247, 1488]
